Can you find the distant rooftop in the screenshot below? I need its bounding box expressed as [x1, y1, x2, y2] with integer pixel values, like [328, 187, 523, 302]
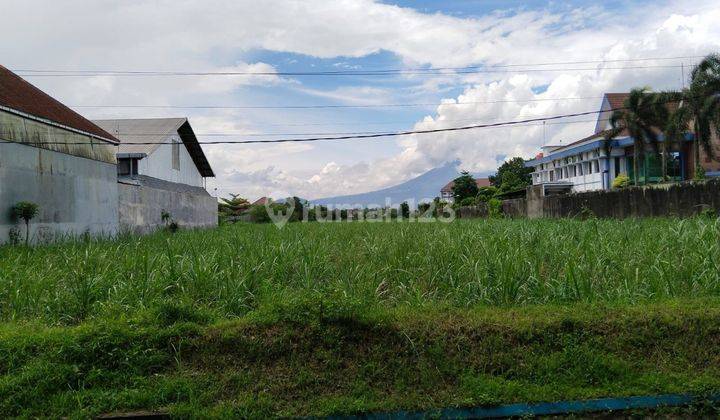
[441, 178, 491, 193]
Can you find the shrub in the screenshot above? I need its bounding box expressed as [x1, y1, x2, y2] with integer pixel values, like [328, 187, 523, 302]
[699, 206, 717, 218]
[161, 210, 179, 233]
[612, 175, 630, 189]
[694, 166, 706, 181]
[8, 227, 21, 246]
[477, 186, 498, 202]
[458, 197, 476, 207]
[487, 198, 502, 218]
[249, 204, 272, 223]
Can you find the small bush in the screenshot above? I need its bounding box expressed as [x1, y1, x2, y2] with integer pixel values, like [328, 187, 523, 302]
[249, 204, 272, 223]
[699, 206, 717, 218]
[167, 221, 180, 233]
[612, 175, 630, 189]
[7, 227, 21, 246]
[487, 198, 502, 218]
[477, 186, 498, 202]
[458, 197, 476, 207]
[695, 166, 706, 181]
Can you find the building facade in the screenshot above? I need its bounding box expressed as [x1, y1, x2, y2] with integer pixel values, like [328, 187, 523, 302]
[525, 93, 714, 195]
[0, 66, 120, 244]
[93, 118, 217, 233]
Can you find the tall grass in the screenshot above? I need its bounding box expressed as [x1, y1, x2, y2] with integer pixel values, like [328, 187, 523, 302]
[1, 217, 719, 324]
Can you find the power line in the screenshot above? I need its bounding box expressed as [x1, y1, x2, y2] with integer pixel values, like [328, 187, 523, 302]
[0, 108, 618, 146]
[70, 95, 604, 110]
[11, 55, 704, 77]
[14, 64, 690, 78]
[42, 117, 606, 138]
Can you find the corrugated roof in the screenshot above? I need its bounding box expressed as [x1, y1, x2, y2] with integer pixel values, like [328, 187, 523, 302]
[93, 118, 184, 155]
[93, 118, 215, 177]
[0, 65, 118, 142]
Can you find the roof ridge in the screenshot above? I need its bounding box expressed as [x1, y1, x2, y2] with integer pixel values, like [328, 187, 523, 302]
[0, 66, 118, 142]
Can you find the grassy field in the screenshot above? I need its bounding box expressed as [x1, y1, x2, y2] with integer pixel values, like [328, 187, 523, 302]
[1, 218, 720, 417]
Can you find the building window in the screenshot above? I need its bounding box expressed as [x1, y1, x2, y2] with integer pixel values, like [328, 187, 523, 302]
[172, 141, 180, 170]
[117, 158, 139, 178]
[593, 160, 600, 173]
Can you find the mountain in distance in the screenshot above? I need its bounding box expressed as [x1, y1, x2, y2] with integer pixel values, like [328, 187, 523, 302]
[309, 161, 491, 208]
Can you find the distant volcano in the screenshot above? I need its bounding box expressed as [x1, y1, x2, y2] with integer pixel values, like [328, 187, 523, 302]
[310, 161, 491, 208]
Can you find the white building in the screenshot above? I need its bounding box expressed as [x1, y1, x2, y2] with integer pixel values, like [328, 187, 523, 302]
[93, 118, 217, 232]
[439, 178, 491, 203]
[93, 118, 214, 187]
[526, 93, 691, 195]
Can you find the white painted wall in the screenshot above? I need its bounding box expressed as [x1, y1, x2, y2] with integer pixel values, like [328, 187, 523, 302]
[137, 133, 204, 187]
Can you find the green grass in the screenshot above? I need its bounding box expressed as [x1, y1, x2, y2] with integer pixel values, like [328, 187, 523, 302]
[1, 218, 720, 417]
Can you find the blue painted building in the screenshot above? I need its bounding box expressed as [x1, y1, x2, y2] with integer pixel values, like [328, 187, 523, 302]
[525, 93, 707, 195]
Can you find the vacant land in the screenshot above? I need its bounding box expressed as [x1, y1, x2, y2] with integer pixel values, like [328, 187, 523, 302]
[1, 219, 720, 417]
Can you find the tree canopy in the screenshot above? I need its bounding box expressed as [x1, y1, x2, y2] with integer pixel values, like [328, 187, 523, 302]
[490, 157, 532, 192]
[451, 171, 479, 202]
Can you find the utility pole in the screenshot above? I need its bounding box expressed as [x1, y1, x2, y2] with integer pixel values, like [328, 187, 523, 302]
[681, 62, 686, 89]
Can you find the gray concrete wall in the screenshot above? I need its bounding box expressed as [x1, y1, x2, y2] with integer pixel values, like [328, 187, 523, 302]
[118, 176, 217, 233]
[525, 185, 544, 219]
[501, 198, 527, 218]
[499, 181, 720, 220]
[542, 181, 720, 219]
[0, 142, 119, 244]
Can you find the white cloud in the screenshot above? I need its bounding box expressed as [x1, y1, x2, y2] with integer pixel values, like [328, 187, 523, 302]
[2, 0, 720, 201]
[215, 3, 720, 200]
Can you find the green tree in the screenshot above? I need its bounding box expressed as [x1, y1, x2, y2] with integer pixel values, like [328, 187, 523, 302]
[476, 186, 498, 202]
[490, 157, 532, 192]
[249, 204, 272, 223]
[400, 201, 410, 219]
[12, 201, 39, 246]
[218, 194, 250, 217]
[604, 87, 668, 185]
[288, 196, 305, 222]
[451, 171, 479, 203]
[662, 54, 720, 180]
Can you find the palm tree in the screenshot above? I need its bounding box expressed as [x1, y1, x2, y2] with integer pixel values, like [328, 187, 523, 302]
[604, 88, 668, 185]
[663, 54, 720, 179]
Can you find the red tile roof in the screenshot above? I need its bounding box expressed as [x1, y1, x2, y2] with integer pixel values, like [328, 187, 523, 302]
[252, 197, 270, 206]
[441, 178, 491, 193]
[605, 93, 629, 110]
[0, 65, 118, 142]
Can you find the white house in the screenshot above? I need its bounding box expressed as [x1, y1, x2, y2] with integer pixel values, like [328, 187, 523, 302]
[439, 178, 492, 203]
[525, 93, 699, 195]
[93, 118, 214, 187]
[93, 118, 217, 232]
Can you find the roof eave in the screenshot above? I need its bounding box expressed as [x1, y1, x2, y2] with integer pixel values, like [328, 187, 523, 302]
[0, 104, 119, 144]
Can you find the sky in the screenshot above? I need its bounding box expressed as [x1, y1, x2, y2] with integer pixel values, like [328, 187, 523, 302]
[2, 0, 720, 201]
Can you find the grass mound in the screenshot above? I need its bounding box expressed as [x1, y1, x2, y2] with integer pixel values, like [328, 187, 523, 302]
[2, 219, 720, 416]
[1, 301, 719, 417]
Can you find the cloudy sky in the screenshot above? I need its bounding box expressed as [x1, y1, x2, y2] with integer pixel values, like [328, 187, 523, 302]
[3, 0, 719, 200]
